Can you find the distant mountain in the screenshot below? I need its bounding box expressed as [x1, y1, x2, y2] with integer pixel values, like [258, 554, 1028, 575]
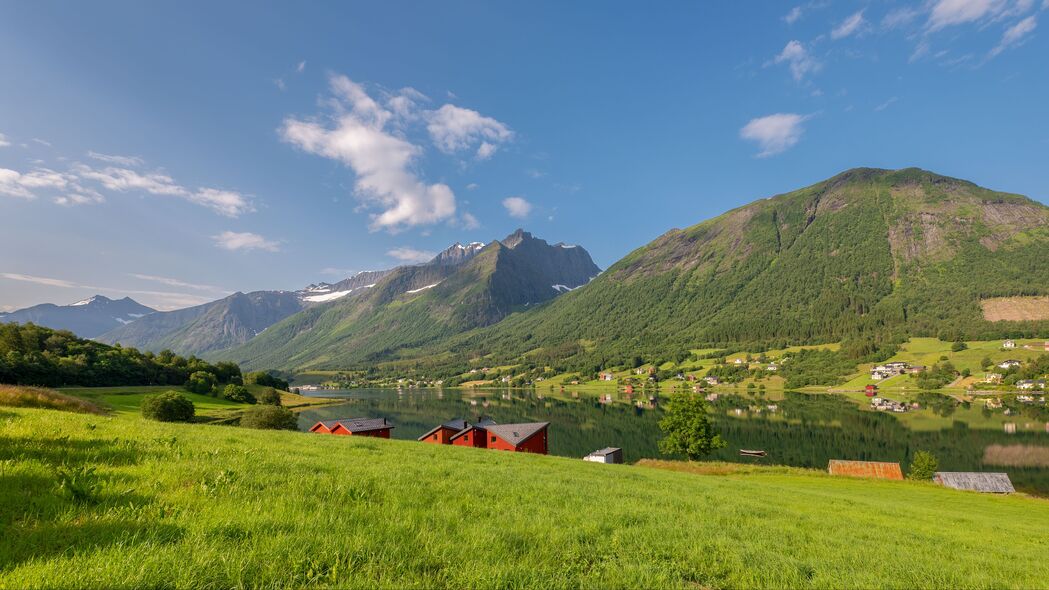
[97, 290, 306, 356]
[0, 295, 155, 338]
[430, 167, 1049, 368]
[220, 230, 601, 370]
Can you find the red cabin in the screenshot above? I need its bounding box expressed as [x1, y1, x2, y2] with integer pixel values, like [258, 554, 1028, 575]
[865, 384, 878, 397]
[484, 422, 550, 455]
[309, 417, 393, 438]
[418, 419, 470, 445]
[449, 418, 496, 448]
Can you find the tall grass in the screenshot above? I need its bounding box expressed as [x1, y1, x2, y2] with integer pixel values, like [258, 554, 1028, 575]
[1, 407, 1048, 588]
[0, 385, 107, 415]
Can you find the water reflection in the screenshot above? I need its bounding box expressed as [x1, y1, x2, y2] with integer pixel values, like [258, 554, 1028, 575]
[297, 388, 1049, 495]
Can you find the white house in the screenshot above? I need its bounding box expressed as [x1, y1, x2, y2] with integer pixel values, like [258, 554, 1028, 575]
[1003, 339, 1016, 349]
[998, 360, 1022, 369]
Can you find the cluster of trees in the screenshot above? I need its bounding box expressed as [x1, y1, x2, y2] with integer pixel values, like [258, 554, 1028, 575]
[0, 323, 241, 388]
[778, 349, 857, 389]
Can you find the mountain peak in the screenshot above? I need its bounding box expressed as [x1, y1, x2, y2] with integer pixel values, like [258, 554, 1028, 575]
[501, 229, 534, 249]
[432, 241, 487, 266]
[71, 295, 111, 306]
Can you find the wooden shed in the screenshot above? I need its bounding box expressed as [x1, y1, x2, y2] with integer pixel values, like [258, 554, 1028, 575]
[827, 460, 904, 480]
[934, 472, 1015, 493]
[584, 447, 623, 464]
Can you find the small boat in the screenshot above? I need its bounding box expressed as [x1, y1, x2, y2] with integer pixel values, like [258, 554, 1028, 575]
[739, 449, 767, 457]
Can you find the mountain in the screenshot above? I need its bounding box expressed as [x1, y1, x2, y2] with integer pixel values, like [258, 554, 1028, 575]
[0, 295, 155, 338]
[220, 230, 601, 370]
[417, 168, 1049, 370]
[97, 290, 306, 356]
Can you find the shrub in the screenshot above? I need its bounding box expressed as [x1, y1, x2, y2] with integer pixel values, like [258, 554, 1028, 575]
[258, 388, 282, 406]
[908, 450, 939, 480]
[658, 393, 726, 460]
[240, 405, 298, 430]
[141, 391, 195, 422]
[223, 384, 256, 404]
[951, 341, 968, 352]
[185, 371, 218, 395]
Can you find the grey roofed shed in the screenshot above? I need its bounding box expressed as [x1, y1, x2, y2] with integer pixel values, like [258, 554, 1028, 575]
[934, 472, 1014, 493]
[584, 447, 624, 464]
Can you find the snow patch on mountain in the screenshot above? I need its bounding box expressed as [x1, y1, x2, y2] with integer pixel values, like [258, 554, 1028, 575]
[302, 284, 375, 303]
[72, 296, 101, 306]
[406, 282, 441, 294]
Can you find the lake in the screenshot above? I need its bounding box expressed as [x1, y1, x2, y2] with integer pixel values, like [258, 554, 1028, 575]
[297, 387, 1049, 495]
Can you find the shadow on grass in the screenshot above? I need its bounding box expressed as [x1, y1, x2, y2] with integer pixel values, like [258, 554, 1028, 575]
[0, 519, 184, 569]
[0, 435, 149, 467]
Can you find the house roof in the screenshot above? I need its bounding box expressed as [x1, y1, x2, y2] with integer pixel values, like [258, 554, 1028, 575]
[485, 422, 549, 447]
[587, 447, 622, 457]
[330, 417, 392, 433]
[449, 418, 497, 441]
[934, 472, 1014, 493]
[827, 460, 904, 480]
[417, 418, 471, 440]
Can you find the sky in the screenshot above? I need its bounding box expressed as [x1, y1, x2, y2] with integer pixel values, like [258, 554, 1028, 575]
[1, 1, 1047, 311]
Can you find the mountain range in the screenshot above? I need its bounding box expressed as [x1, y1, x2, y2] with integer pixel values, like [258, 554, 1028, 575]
[4, 167, 1047, 374]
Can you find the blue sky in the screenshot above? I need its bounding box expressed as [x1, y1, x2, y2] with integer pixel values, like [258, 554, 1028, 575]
[1, 1, 1047, 311]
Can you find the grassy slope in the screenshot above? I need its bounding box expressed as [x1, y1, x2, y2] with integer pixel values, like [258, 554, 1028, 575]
[3, 408, 1049, 588]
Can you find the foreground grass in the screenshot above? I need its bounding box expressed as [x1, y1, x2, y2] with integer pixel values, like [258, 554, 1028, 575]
[2, 408, 1048, 589]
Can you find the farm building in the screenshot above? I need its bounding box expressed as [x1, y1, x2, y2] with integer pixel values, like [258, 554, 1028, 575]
[485, 422, 550, 454]
[418, 419, 470, 444]
[827, 460, 904, 480]
[584, 447, 624, 464]
[934, 472, 1015, 493]
[309, 417, 393, 438]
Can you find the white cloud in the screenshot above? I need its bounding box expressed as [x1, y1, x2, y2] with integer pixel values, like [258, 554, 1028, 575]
[387, 247, 437, 264]
[297, 60, 306, 73]
[874, 96, 899, 111]
[281, 75, 457, 232]
[87, 151, 144, 167]
[883, 7, 922, 29]
[0, 272, 79, 288]
[212, 231, 280, 252]
[1, 167, 100, 204]
[426, 104, 513, 156]
[0, 133, 10, 147]
[129, 273, 226, 293]
[771, 40, 821, 82]
[739, 113, 810, 157]
[74, 164, 253, 217]
[502, 196, 533, 218]
[31, 138, 51, 147]
[832, 10, 867, 39]
[927, 0, 1008, 31]
[460, 211, 480, 230]
[784, 6, 804, 24]
[990, 15, 1038, 55]
[465, 183, 479, 191]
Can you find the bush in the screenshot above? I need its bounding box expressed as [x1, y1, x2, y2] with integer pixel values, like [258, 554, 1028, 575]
[185, 371, 218, 395]
[223, 384, 256, 404]
[245, 371, 289, 391]
[240, 405, 298, 430]
[658, 393, 726, 460]
[258, 388, 282, 406]
[141, 391, 195, 422]
[951, 341, 968, 352]
[908, 450, 939, 480]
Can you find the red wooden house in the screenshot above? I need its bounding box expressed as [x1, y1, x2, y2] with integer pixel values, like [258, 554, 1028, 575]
[418, 419, 470, 444]
[865, 384, 878, 397]
[484, 422, 550, 454]
[449, 418, 497, 448]
[309, 417, 393, 438]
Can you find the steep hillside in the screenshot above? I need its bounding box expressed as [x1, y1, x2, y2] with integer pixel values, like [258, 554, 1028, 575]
[0, 296, 155, 338]
[98, 291, 304, 355]
[222, 231, 600, 370]
[431, 168, 1049, 369]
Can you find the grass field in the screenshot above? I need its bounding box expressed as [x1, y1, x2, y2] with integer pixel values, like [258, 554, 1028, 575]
[2, 406, 1049, 588]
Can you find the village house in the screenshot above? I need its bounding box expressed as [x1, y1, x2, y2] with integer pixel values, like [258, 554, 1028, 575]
[984, 373, 1003, 384]
[583, 447, 623, 464]
[766, 363, 779, 372]
[598, 372, 615, 381]
[418, 419, 470, 444]
[870, 397, 908, 412]
[309, 417, 394, 438]
[998, 359, 1022, 369]
[1003, 339, 1016, 349]
[865, 384, 878, 396]
[449, 418, 498, 448]
[1017, 379, 1046, 390]
[704, 376, 721, 386]
[484, 422, 550, 454]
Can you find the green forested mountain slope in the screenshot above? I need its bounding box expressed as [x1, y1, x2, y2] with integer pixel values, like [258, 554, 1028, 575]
[221, 231, 600, 370]
[426, 168, 1049, 370]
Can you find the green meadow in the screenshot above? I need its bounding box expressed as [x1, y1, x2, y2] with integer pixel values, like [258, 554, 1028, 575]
[3, 406, 1049, 589]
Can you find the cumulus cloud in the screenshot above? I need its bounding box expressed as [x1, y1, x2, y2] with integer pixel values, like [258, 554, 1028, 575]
[281, 75, 460, 232]
[87, 151, 144, 167]
[426, 104, 513, 158]
[502, 196, 533, 218]
[1, 167, 101, 204]
[387, 246, 437, 264]
[770, 40, 821, 82]
[784, 6, 804, 24]
[74, 164, 253, 216]
[990, 15, 1038, 55]
[832, 10, 867, 39]
[739, 113, 810, 157]
[212, 231, 281, 252]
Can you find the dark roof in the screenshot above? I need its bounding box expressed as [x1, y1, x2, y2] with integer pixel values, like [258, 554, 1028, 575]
[485, 422, 549, 446]
[331, 417, 392, 433]
[417, 418, 471, 441]
[587, 447, 622, 457]
[314, 419, 342, 429]
[934, 472, 1015, 493]
[449, 418, 497, 441]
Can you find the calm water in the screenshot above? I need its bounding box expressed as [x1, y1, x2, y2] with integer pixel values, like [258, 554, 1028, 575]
[297, 388, 1049, 495]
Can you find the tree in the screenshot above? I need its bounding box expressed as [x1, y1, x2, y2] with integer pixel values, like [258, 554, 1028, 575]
[258, 388, 282, 406]
[141, 391, 195, 422]
[907, 450, 939, 480]
[240, 405, 298, 430]
[658, 393, 726, 460]
[981, 356, 993, 370]
[223, 384, 257, 404]
[185, 371, 217, 395]
[951, 341, 968, 352]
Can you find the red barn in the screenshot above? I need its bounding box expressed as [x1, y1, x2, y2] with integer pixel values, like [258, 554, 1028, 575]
[484, 422, 550, 454]
[310, 417, 393, 438]
[418, 419, 470, 444]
